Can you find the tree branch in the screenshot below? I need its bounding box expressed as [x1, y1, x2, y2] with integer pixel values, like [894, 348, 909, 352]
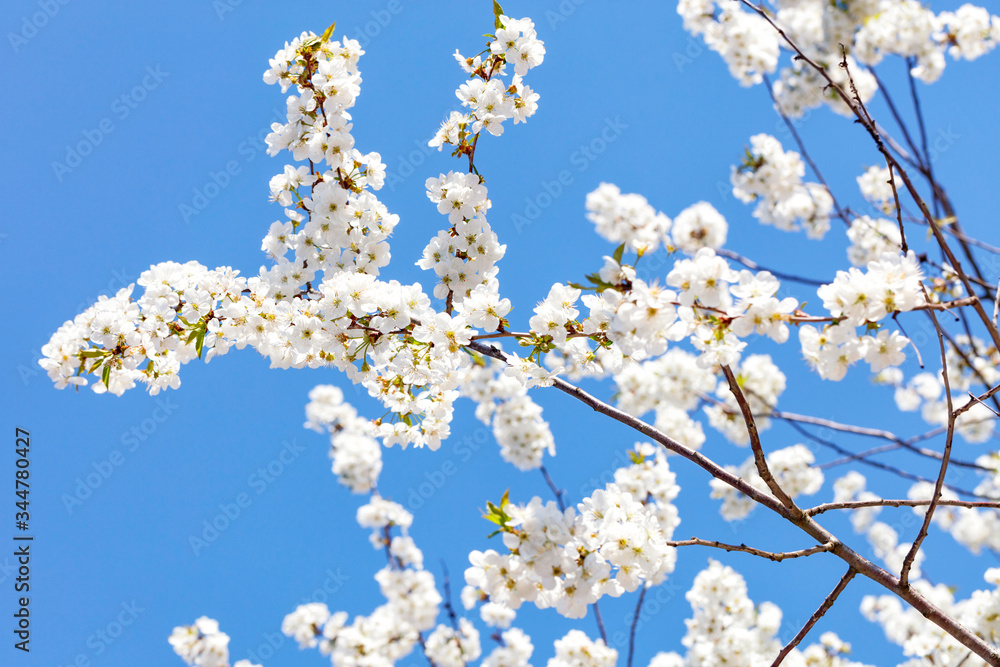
[465, 339, 1000, 664]
[770, 567, 857, 666]
[627, 586, 647, 667]
[900, 304, 954, 589]
[806, 498, 1000, 517]
[665, 538, 833, 562]
[721, 364, 799, 513]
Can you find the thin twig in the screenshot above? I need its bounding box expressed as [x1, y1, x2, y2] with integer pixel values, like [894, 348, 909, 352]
[540, 465, 567, 512]
[771, 568, 857, 666]
[762, 73, 849, 225]
[440, 561, 460, 631]
[627, 586, 647, 667]
[666, 538, 833, 562]
[869, 67, 927, 172]
[905, 58, 936, 215]
[592, 602, 608, 644]
[715, 248, 825, 286]
[954, 382, 1000, 420]
[938, 324, 1000, 416]
[772, 410, 988, 471]
[900, 304, 954, 589]
[807, 498, 1000, 516]
[721, 364, 799, 513]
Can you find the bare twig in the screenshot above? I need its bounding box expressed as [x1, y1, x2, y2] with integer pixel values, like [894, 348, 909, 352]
[440, 561, 461, 632]
[954, 382, 1000, 420]
[627, 586, 647, 667]
[807, 498, 1000, 517]
[771, 410, 988, 471]
[771, 568, 857, 666]
[540, 465, 567, 512]
[900, 305, 954, 589]
[592, 602, 608, 644]
[665, 538, 833, 562]
[904, 58, 936, 215]
[715, 248, 825, 286]
[869, 67, 927, 172]
[721, 364, 799, 513]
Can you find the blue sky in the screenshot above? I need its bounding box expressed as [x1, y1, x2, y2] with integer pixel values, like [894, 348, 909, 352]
[4, 1, 1000, 665]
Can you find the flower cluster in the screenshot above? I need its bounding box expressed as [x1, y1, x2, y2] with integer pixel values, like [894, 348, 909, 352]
[304, 384, 382, 492]
[670, 202, 728, 255]
[681, 0, 999, 114]
[424, 618, 482, 667]
[169, 617, 260, 667]
[419, 171, 507, 308]
[817, 251, 925, 326]
[731, 133, 834, 239]
[430, 14, 543, 151]
[862, 568, 1000, 664]
[547, 630, 617, 667]
[465, 480, 677, 619]
[883, 336, 998, 443]
[846, 216, 903, 267]
[856, 165, 899, 215]
[677, 0, 780, 86]
[613, 348, 714, 450]
[282, 497, 443, 667]
[798, 251, 930, 380]
[905, 475, 1000, 556]
[457, 357, 556, 470]
[585, 183, 672, 253]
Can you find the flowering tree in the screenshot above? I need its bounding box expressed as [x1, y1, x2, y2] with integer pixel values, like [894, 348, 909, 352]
[40, 2, 1000, 666]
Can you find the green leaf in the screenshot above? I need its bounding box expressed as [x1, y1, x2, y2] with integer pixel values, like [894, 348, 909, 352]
[195, 330, 206, 360]
[101, 364, 111, 389]
[500, 488, 509, 509]
[80, 349, 106, 358]
[320, 21, 337, 43]
[493, 1, 504, 29]
[612, 242, 627, 265]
